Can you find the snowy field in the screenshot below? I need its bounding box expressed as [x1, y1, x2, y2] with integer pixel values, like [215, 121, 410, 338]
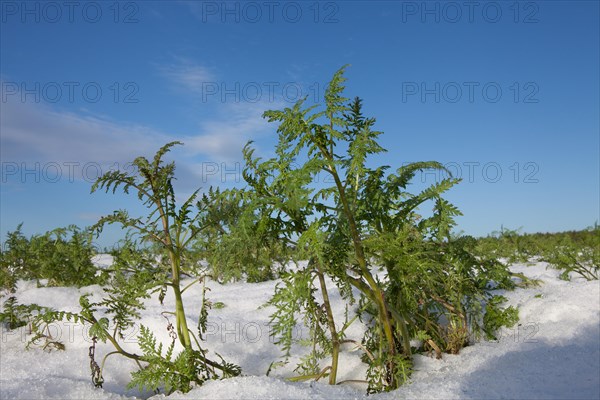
[1, 258, 598, 400]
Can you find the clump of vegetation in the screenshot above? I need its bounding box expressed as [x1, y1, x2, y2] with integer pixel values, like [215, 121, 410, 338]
[192, 188, 291, 283]
[244, 66, 520, 392]
[0, 224, 100, 292]
[538, 225, 599, 281]
[474, 226, 538, 264]
[0, 296, 66, 351]
[16, 143, 240, 394]
[0, 296, 30, 330]
[475, 224, 599, 281]
[483, 295, 520, 340]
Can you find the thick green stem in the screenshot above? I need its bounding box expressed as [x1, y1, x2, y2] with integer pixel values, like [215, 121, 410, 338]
[154, 192, 192, 350]
[384, 261, 413, 357]
[325, 161, 398, 387]
[170, 254, 192, 348]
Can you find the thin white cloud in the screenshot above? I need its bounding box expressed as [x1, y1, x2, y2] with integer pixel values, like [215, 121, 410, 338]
[159, 59, 215, 94]
[1, 83, 279, 190]
[185, 101, 276, 161]
[0, 98, 170, 165]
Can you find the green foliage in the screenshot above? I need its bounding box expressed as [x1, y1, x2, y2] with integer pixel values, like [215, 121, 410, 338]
[1, 237, 158, 359]
[87, 141, 240, 392]
[247, 69, 380, 386]
[246, 66, 524, 391]
[100, 241, 163, 336]
[9, 68, 589, 394]
[0, 224, 100, 292]
[0, 226, 27, 293]
[7, 143, 240, 394]
[0, 296, 29, 329]
[0, 297, 70, 351]
[245, 66, 520, 392]
[128, 325, 240, 394]
[540, 225, 599, 281]
[475, 226, 538, 263]
[475, 224, 599, 281]
[368, 229, 517, 351]
[483, 296, 519, 340]
[193, 188, 290, 283]
[366, 354, 413, 394]
[268, 262, 346, 379]
[129, 325, 211, 394]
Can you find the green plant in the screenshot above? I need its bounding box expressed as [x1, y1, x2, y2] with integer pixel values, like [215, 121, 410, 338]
[483, 295, 519, 340]
[128, 324, 238, 393]
[0, 296, 28, 329]
[89, 142, 240, 393]
[474, 226, 538, 263]
[0, 297, 65, 351]
[244, 67, 519, 392]
[212, 301, 226, 309]
[0, 224, 100, 291]
[474, 224, 599, 281]
[541, 230, 599, 281]
[244, 73, 391, 387]
[0, 225, 28, 293]
[194, 188, 290, 283]
[34, 143, 240, 394]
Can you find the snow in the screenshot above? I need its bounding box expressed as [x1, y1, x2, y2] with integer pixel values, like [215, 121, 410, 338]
[1, 261, 598, 400]
[91, 254, 115, 271]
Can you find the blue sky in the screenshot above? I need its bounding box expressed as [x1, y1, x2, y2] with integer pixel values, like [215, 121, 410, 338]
[1, 1, 599, 248]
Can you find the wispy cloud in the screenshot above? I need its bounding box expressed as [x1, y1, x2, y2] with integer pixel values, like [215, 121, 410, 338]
[185, 101, 276, 161]
[1, 82, 279, 190]
[158, 59, 215, 94]
[0, 98, 170, 165]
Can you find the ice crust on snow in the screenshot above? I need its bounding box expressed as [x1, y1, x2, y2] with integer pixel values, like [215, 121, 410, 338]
[1, 261, 598, 399]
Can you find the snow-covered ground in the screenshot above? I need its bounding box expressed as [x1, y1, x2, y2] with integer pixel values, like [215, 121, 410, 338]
[1, 258, 598, 399]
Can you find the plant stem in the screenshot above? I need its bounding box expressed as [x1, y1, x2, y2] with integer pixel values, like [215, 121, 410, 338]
[155, 193, 192, 349]
[323, 155, 398, 387]
[314, 259, 339, 385]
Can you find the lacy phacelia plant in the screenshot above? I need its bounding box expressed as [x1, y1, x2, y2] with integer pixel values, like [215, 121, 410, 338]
[474, 224, 599, 281]
[244, 66, 520, 392]
[0, 224, 100, 292]
[28, 143, 240, 394]
[193, 187, 290, 283]
[90, 142, 240, 393]
[540, 224, 599, 281]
